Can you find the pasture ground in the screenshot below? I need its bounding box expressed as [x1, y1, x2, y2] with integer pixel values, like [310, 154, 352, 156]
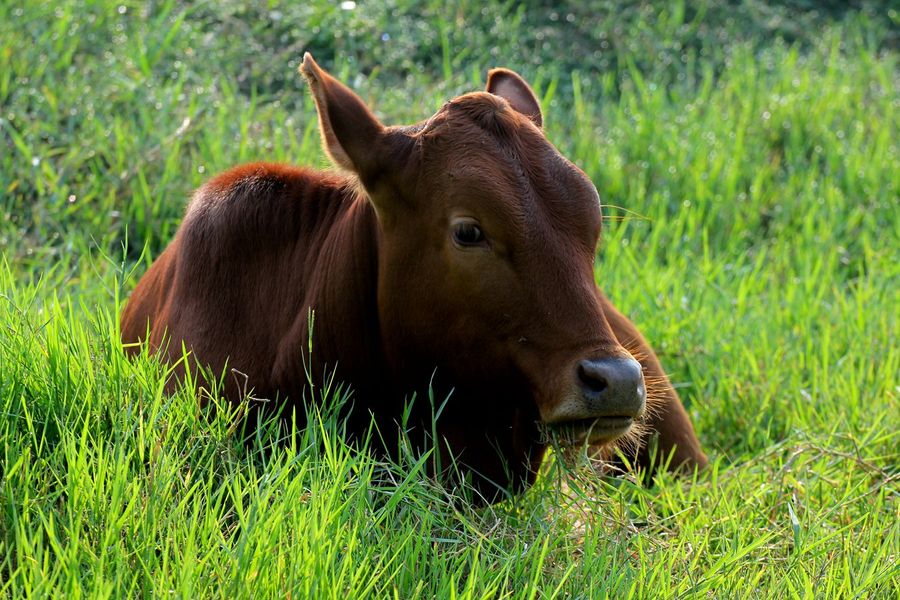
[1, 1, 897, 597]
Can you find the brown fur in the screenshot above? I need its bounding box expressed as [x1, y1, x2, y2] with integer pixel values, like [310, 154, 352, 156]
[121, 55, 706, 501]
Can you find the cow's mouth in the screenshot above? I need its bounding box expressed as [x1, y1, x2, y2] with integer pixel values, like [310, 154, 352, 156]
[546, 416, 634, 446]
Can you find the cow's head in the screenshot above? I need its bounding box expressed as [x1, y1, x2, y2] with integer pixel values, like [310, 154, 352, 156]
[300, 54, 645, 448]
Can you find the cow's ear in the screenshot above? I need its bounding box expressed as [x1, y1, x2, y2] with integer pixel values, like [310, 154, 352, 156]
[486, 68, 543, 128]
[300, 53, 385, 177]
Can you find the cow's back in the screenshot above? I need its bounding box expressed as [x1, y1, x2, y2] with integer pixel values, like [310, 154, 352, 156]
[121, 162, 371, 403]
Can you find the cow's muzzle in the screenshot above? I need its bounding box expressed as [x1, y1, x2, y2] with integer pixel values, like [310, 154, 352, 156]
[544, 357, 646, 445]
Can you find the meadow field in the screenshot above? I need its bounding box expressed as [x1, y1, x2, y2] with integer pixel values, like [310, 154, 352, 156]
[1, 1, 897, 597]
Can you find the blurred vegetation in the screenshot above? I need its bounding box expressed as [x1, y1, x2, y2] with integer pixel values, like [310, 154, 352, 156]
[1, 0, 896, 264]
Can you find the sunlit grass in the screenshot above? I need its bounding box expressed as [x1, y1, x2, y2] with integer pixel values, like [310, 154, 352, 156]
[1, 0, 898, 597]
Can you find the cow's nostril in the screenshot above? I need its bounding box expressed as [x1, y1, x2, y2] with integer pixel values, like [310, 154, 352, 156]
[573, 357, 646, 419]
[577, 361, 608, 394]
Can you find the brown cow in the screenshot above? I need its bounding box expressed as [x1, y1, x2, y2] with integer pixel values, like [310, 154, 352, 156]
[121, 54, 706, 501]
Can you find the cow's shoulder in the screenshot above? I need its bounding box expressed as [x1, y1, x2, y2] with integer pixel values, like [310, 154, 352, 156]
[179, 162, 348, 256]
[188, 162, 343, 223]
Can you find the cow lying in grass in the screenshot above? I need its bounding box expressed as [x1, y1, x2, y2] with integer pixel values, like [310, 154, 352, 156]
[121, 54, 706, 501]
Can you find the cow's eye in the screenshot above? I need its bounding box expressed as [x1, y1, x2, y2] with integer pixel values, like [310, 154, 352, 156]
[452, 220, 486, 248]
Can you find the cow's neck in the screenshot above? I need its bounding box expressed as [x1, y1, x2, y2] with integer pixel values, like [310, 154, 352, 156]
[274, 181, 388, 407]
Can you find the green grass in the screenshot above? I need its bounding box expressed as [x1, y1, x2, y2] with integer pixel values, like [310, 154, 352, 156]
[1, 0, 898, 597]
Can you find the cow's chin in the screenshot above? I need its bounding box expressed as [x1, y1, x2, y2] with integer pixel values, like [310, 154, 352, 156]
[543, 416, 635, 447]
